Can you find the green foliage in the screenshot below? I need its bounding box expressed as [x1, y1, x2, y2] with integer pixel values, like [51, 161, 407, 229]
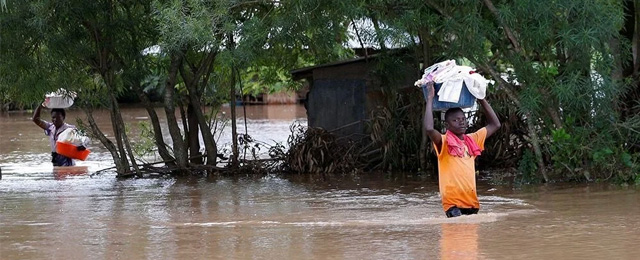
[419, 0, 639, 182]
[549, 119, 639, 182]
[517, 150, 540, 184]
[591, 147, 638, 183]
[549, 127, 584, 180]
[0, 0, 159, 109]
[2, 0, 639, 181]
[154, 0, 232, 52]
[240, 66, 300, 96]
[132, 121, 158, 160]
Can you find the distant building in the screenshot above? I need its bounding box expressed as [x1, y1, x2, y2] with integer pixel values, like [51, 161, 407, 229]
[291, 53, 420, 139]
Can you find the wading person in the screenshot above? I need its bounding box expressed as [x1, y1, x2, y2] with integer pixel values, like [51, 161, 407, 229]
[32, 104, 78, 166]
[423, 82, 501, 218]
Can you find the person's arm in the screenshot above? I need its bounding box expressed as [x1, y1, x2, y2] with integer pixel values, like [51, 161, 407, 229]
[423, 82, 443, 151]
[478, 99, 501, 137]
[32, 103, 48, 130]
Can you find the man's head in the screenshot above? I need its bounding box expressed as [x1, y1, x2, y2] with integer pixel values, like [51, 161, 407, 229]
[51, 109, 66, 128]
[444, 108, 467, 135]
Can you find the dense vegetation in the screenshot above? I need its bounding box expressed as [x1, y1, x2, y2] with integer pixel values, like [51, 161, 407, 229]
[1, 0, 638, 183]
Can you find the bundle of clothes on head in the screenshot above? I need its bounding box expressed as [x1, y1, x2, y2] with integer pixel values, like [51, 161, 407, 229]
[414, 60, 488, 103]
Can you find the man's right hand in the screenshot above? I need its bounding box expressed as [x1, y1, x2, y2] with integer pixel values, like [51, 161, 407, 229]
[32, 102, 48, 130]
[423, 80, 442, 150]
[426, 81, 435, 101]
[42, 97, 50, 108]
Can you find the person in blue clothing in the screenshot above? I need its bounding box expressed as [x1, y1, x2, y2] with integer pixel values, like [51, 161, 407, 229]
[32, 103, 84, 166]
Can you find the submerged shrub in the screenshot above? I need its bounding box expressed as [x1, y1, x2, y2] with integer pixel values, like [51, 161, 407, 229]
[281, 122, 362, 175]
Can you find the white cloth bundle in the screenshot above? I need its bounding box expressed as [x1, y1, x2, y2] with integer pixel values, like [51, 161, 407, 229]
[415, 61, 488, 102]
[414, 60, 457, 87]
[434, 66, 487, 102]
[57, 128, 90, 147]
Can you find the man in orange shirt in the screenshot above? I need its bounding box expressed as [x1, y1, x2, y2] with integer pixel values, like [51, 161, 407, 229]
[423, 82, 501, 217]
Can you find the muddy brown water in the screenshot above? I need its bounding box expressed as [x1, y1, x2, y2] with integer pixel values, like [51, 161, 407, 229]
[1, 105, 639, 259]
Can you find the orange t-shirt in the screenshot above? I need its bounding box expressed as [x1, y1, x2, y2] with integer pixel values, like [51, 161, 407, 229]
[434, 127, 487, 212]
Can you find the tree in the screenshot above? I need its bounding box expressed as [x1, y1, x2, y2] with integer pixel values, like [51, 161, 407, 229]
[356, 0, 639, 182]
[1, 0, 161, 176]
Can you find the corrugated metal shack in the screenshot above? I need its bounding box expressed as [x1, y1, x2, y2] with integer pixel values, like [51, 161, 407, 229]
[291, 54, 419, 139]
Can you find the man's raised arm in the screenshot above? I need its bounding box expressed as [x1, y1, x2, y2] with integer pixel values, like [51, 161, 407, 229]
[478, 99, 501, 137]
[32, 104, 48, 130]
[424, 82, 443, 150]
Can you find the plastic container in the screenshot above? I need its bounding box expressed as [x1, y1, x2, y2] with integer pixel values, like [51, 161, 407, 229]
[421, 82, 476, 111]
[56, 141, 91, 161]
[44, 89, 76, 108]
[44, 96, 74, 108]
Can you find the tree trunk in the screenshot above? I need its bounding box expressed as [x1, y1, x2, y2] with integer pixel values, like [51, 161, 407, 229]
[227, 35, 239, 167]
[417, 26, 433, 171]
[179, 51, 219, 167]
[110, 93, 142, 177]
[132, 83, 175, 164]
[526, 117, 549, 183]
[85, 109, 128, 174]
[620, 0, 640, 120]
[632, 0, 640, 75]
[164, 52, 189, 172]
[610, 37, 624, 82]
[188, 94, 217, 166]
[179, 102, 189, 145]
[538, 88, 563, 129]
[103, 73, 131, 173]
[187, 104, 203, 164]
[230, 74, 239, 167]
[417, 27, 432, 66]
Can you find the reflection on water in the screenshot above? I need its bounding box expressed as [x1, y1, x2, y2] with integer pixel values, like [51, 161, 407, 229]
[441, 223, 478, 260]
[1, 105, 640, 259]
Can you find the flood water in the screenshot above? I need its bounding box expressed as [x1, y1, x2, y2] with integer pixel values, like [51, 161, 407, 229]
[1, 105, 639, 259]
